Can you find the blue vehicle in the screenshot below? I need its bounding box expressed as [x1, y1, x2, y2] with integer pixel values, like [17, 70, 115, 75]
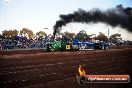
[72, 38, 109, 50]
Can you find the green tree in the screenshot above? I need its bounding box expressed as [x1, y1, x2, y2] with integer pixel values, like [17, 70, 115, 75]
[63, 31, 75, 39]
[2, 29, 18, 38]
[109, 33, 122, 44]
[36, 31, 47, 38]
[76, 30, 90, 41]
[96, 32, 108, 42]
[12, 29, 19, 37]
[20, 28, 33, 38]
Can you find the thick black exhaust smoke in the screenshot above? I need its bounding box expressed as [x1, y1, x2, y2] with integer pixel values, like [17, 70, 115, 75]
[53, 5, 132, 38]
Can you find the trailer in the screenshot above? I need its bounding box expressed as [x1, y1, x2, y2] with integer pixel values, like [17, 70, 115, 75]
[72, 40, 109, 50]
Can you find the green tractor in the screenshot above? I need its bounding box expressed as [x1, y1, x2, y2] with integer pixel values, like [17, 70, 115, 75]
[46, 41, 72, 51]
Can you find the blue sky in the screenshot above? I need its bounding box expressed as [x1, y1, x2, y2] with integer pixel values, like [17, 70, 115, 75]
[0, 0, 132, 40]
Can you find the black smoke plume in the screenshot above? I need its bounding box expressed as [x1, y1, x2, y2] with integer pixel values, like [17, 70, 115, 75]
[53, 5, 132, 38]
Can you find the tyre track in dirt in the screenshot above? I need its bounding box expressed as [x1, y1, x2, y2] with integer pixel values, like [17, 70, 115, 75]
[0, 48, 132, 88]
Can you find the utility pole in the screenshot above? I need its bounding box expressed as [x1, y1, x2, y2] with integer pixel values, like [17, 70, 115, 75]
[4, 0, 10, 30]
[108, 28, 110, 43]
[108, 28, 109, 39]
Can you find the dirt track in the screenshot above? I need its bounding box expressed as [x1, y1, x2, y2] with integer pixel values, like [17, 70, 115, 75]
[0, 48, 132, 88]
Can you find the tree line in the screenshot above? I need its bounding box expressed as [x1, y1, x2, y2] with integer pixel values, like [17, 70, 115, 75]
[0, 28, 47, 39]
[0, 28, 122, 44]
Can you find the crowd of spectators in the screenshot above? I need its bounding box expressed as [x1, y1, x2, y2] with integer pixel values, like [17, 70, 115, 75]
[0, 36, 53, 50]
[1, 34, 131, 50]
